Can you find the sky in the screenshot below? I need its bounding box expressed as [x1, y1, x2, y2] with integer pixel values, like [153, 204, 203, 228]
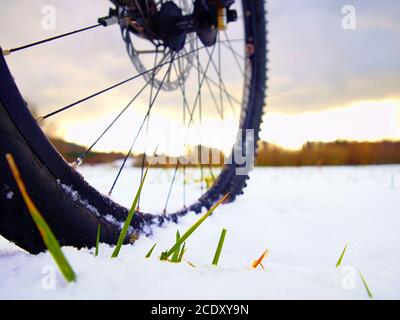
[0, 0, 399, 152]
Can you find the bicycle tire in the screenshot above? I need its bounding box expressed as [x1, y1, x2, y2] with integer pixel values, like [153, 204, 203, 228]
[0, 0, 267, 254]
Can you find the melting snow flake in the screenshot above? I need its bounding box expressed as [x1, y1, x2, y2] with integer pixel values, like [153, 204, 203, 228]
[56, 179, 123, 230]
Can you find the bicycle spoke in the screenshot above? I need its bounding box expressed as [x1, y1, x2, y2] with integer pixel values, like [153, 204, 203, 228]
[223, 30, 245, 75]
[163, 162, 180, 213]
[146, 50, 164, 133]
[220, 41, 245, 60]
[204, 46, 239, 117]
[172, 61, 193, 123]
[187, 43, 217, 127]
[218, 32, 224, 120]
[72, 53, 169, 166]
[139, 49, 162, 209]
[204, 75, 224, 119]
[136, 49, 162, 55]
[183, 49, 223, 119]
[196, 39, 205, 195]
[177, 56, 188, 208]
[183, 165, 187, 208]
[182, 48, 242, 108]
[108, 53, 176, 195]
[2, 15, 132, 56]
[134, 0, 147, 21]
[40, 47, 203, 120]
[208, 163, 216, 187]
[184, 39, 224, 120]
[2, 24, 100, 56]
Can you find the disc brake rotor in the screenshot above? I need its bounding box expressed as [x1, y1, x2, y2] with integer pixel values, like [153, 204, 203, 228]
[118, 1, 196, 92]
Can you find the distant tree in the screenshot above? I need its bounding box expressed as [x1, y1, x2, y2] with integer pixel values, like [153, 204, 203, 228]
[256, 140, 400, 166]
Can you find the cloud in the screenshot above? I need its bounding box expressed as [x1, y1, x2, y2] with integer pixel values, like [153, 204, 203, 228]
[267, 0, 400, 113]
[3, 0, 399, 117]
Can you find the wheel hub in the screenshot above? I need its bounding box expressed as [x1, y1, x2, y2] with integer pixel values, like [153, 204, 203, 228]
[112, 0, 238, 52]
[157, 2, 187, 52]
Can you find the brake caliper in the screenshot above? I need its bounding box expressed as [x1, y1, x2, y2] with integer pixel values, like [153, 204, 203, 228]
[193, 0, 237, 47]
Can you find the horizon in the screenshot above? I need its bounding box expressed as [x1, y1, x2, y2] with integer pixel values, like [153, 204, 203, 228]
[53, 134, 400, 156]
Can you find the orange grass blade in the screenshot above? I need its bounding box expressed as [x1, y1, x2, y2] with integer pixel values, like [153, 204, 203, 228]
[252, 249, 270, 269]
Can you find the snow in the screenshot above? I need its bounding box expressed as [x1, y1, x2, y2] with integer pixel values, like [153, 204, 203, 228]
[57, 179, 127, 231]
[57, 179, 102, 218]
[1, 165, 400, 299]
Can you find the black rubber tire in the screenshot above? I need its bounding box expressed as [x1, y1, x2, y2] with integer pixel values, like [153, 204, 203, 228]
[0, 0, 267, 254]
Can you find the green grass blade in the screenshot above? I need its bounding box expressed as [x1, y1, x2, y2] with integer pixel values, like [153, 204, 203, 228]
[6, 154, 76, 282]
[145, 243, 157, 258]
[212, 228, 227, 266]
[171, 230, 181, 262]
[95, 224, 101, 257]
[358, 270, 373, 298]
[336, 242, 349, 268]
[161, 193, 229, 260]
[112, 166, 149, 258]
[177, 242, 186, 263]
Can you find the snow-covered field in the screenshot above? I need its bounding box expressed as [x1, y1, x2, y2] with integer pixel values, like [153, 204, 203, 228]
[1, 165, 400, 299]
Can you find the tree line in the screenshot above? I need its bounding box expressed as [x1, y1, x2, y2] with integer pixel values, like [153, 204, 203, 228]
[256, 140, 400, 166]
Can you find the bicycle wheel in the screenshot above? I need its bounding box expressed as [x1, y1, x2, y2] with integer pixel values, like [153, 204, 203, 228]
[0, 0, 267, 254]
